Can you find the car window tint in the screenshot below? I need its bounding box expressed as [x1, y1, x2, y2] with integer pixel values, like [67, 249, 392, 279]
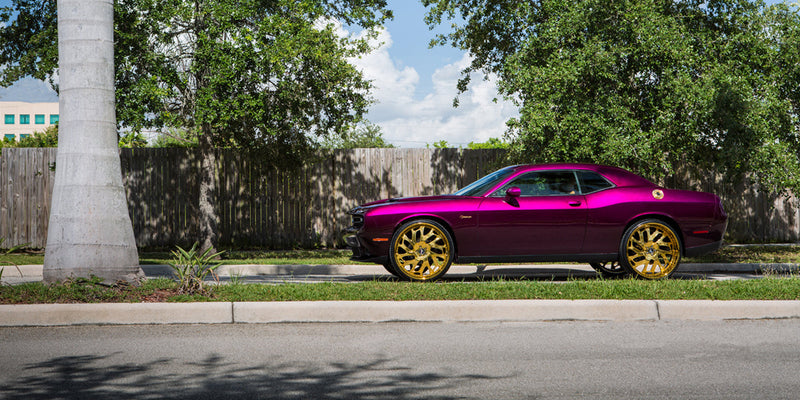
[492, 171, 578, 197]
[454, 166, 517, 196]
[577, 171, 614, 194]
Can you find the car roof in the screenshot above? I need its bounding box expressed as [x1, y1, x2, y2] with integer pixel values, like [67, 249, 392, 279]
[511, 163, 656, 187]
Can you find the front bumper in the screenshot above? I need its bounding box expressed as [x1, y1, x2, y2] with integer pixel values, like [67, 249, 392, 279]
[342, 226, 388, 264]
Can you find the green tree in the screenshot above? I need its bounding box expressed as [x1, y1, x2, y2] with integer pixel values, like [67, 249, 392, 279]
[16, 125, 59, 147]
[467, 137, 509, 149]
[424, 0, 800, 192]
[429, 140, 450, 149]
[151, 128, 199, 148]
[320, 122, 394, 148]
[0, 128, 57, 149]
[2, 0, 391, 252]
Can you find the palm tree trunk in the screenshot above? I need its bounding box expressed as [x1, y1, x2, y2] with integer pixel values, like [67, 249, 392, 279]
[44, 0, 141, 283]
[197, 123, 218, 254]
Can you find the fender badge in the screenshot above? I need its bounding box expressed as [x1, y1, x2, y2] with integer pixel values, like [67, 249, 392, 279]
[652, 189, 664, 200]
[459, 215, 473, 219]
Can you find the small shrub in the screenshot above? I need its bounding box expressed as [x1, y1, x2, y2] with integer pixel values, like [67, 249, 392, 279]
[0, 239, 28, 286]
[168, 243, 224, 295]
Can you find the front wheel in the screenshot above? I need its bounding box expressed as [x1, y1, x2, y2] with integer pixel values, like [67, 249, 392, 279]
[389, 219, 454, 282]
[619, 219, 682, 279]
[381, 263, 399, 277]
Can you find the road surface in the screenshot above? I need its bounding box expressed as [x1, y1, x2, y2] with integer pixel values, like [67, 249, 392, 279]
[2, 319, 799, 399]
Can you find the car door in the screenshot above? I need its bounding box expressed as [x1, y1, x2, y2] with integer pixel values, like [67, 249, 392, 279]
[474, 170, 588, 256]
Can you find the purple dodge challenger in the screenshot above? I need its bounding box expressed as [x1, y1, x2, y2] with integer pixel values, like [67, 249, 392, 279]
[344, 163, 727, 281]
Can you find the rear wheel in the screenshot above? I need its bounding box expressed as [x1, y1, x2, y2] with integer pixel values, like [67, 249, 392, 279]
[389, 219, 454, 282]
[619, 219, 682, 279]
[589, 261, 628, 278]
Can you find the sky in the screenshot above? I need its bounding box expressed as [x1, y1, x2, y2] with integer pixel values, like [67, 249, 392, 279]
[0, 0, 793, 147]
[0, 0, 517, 148]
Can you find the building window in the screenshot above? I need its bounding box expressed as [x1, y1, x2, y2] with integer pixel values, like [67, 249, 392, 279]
[50, 114, 59, 124]
[35, 114, 45, 124]
[4, 114, 14, 124]
[20, 114, 30, 124]
[4, 134, 15, 141]
[20, 134, 30, 139]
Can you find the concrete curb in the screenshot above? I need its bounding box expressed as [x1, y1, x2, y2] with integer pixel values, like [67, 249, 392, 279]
[657, 300, 800, 320]
[233, 299, 657, 323]
[5, 262, 799, 280]
[0, 302, 232, 326]
[1, 300, 799, 327]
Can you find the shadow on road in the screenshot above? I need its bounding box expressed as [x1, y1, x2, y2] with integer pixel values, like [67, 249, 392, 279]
[0, 353, 502, 400]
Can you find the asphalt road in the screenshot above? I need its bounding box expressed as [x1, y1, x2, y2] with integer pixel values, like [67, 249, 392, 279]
[2, 320, 799, 399]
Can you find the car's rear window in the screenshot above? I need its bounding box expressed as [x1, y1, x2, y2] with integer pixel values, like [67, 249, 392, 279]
[577, 171, 614, 194]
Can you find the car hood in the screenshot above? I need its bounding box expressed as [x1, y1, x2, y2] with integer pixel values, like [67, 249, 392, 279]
[361, 195, 464, 208]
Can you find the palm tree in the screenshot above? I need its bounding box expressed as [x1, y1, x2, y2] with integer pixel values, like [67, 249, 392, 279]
[44, 0, 141, 283]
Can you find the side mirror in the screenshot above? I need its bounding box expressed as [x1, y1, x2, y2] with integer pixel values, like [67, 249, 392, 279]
[505, 187, 521, 198]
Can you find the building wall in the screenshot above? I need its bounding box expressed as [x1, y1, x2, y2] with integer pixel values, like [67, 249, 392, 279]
[0, 101, 60, 140]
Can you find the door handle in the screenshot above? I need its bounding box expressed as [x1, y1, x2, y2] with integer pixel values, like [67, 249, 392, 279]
[568, 201, 582, 207]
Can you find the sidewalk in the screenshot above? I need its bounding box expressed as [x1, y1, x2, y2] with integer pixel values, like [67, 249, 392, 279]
[2, 262, 800, 326]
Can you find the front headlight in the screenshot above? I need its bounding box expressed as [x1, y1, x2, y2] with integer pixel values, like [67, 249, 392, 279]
[348, 207, 366, 229]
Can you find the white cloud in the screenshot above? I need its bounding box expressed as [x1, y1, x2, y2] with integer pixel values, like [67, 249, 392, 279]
[348, 27, 518, 147]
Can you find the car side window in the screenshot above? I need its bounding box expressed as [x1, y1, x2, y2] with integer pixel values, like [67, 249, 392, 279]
[577, 171, 614, 194]
[492, 171, 579, 197]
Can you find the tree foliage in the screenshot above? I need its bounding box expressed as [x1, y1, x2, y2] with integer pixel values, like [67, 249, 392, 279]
[1, 0, 391, 163]
[320, 122, 394, 148]
[424, 0, 800, 192]
[429, 140, 450, 149]
[468, 137, 509, 149]
[0, 125, 58, 148]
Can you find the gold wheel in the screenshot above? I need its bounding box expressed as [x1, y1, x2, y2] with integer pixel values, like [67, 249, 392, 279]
[621, 220, 681, 279]
[391, 220, 453, 281]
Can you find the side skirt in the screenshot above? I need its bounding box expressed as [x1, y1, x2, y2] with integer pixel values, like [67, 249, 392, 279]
[456, 253, 618, 264]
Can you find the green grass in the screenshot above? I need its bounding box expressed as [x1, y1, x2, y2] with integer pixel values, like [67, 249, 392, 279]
[0, 277, 177, 304]
[3, 276, 800, 304]
[4, 245, 800, 266]
[0, 253, 44, 265]
[3, 245, 800, 305]
[684, 245, 800, 264]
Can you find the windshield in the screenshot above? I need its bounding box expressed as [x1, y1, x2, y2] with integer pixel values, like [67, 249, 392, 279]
[454, 166, 517, 196]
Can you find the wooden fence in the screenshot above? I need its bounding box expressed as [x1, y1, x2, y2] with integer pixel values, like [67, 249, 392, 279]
[1, 147, 505, 248]
[1, 147, 797, 249]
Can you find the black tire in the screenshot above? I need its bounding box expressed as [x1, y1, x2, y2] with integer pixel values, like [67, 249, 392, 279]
[381, 262, 400, 277]
[389, 219, 454, 282]
[589, 261, 628, 279]
[619, 219, 682, 279]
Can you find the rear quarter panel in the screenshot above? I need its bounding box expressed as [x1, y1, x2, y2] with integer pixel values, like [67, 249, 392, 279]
[582, 187, 723, 254]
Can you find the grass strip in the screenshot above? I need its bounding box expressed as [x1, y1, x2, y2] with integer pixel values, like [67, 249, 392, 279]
[3, 276, 800, 304]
